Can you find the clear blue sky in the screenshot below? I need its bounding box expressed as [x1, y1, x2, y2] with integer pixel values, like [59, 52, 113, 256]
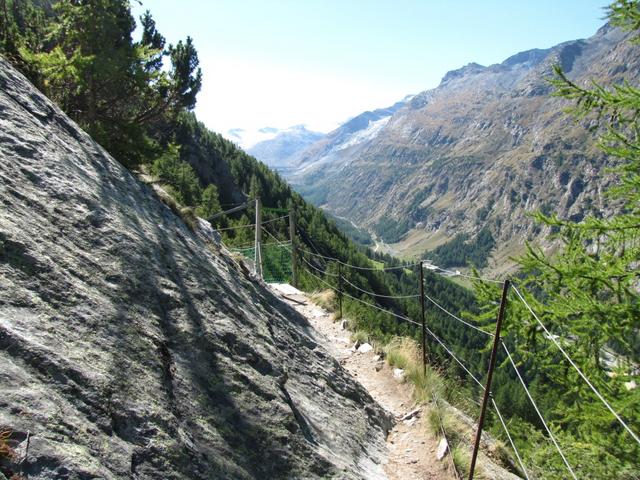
[132, 0, 608, 139]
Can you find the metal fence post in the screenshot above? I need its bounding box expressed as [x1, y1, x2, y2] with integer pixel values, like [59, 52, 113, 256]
[254, 197, 262, 278]
[468, 279, 511, 480]
[289, 208, 297, 288]
[419, 261, 427, 375]
[338, 262, 343, 319]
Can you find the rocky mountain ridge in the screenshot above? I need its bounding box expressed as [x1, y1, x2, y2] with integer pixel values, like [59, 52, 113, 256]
[288, 24, 638, 266]
[0, 57, 391, 479]
[248, 124, 325, 171]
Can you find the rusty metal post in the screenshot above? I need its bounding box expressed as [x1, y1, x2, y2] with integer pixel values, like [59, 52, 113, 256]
[338, 262, 343, 319]
[254, 197, 262, 278]
[289, 208, 297, 288]
[419, 261, 427, 376]
[468, 279, 511, 480]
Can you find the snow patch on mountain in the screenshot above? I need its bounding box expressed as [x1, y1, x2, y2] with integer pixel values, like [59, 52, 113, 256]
[336, 116, 391, 151]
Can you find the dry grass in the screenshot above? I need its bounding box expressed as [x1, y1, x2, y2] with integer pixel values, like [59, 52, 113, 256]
[427, 403, 505, 479]
[451, 445, 472, 478]
[383, 336, 417, 369]
[179, 206, 200, 230]
[382, 338, 500, 476]
[427, 403, 468, 446]
[0, 429, 15, 461]
[309, 289, 335, 311]
[0, 428, 25, 480]
[383, 337, 445, 402]
[451, 445, 491, 480]
[147, 181, 201, 232]
[350, 330, 370, 345]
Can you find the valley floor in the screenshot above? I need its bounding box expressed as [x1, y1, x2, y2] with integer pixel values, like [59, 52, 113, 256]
[269, 284, 456, 480]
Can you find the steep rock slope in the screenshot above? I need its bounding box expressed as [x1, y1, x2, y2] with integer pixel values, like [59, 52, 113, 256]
[0, 58, 391, 479]
[291, 24, 639, 261]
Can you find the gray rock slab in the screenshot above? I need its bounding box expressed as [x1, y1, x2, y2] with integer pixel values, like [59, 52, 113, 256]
[0, 57, 392, 480]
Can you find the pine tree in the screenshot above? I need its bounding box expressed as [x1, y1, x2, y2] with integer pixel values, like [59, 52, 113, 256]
[6, 1, 202, 166]
[197, 185, 222, 220]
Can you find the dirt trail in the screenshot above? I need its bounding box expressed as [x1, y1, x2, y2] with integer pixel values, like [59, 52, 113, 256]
[270, 284, 456, 480]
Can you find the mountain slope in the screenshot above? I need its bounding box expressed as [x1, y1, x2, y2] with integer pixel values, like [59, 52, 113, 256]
[0, 57, 391, 479]
[292, 97, 411, 204]
[290, 24, 639, 267]
[248, 125, 325, 171]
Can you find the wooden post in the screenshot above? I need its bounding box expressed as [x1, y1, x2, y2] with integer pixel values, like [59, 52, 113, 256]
[254, 197, 262, 278]
[468, 279, 511, 480]
[419, 261, 427, 376]
[289, 207, 298, 288]
[338, 263, 343, 319]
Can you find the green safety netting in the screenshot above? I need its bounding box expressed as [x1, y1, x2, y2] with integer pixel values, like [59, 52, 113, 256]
[229, 243, 292, 283]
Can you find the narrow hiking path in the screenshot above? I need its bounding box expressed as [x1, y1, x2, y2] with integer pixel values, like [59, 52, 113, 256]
[270, 283, 456, 480]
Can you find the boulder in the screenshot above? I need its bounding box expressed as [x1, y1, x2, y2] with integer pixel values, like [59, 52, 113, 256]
[436, 438, 449, 460]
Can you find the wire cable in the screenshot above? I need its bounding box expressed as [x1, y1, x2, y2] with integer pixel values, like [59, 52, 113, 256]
[300, 255, 340, 278]
[216, 215, 288, 237]
[261, 225, 290, 247]
[301, 247, 484, 391]
[432, 394, 461, 480]
[424, 325, 486, 390]
[302, 255, 486, 390]
[502, 341, 577, 479]
[219, 201, 249, 208]
[490, 398, 531, 480]
[425, 263, 504, 284]
[300, 254, 421, 328]
[298, 246, 420, 272]
[304, 263, 342, 291]
[208, 203, 248, 220]
[341, 275, 420, 299]
[262, 214, 290, 226]
[214, 222, 256, 233]
[339, 289, 422, 327]
[296, 227, 329, 267]
[512, 284, 640, 447]
[423, 292, 494, 337]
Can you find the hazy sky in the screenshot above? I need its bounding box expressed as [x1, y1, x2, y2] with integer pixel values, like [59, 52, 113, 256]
[132, 0, 608, 135]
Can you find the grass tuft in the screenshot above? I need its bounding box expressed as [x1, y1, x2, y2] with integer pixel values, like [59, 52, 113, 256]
[179, 206, 200, 230]
[350, 330, 370, 344]
[427, 403, 446, 437]
[452, 445, 471, 478]
[0, 429, 16, 461]
[310, 289, 335, 311]
[383, 337, 415, 370]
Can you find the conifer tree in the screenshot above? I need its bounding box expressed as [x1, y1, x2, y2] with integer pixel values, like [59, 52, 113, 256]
[197, 184, 222, 219]
[3, 1, 202, 166]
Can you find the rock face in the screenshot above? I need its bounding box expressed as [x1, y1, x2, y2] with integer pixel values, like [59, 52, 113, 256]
[289, 24, 640, 261]
[0, 57, 392, 479]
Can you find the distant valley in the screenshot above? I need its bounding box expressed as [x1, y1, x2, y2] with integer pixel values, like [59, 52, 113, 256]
[248, 23, 639, 274]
